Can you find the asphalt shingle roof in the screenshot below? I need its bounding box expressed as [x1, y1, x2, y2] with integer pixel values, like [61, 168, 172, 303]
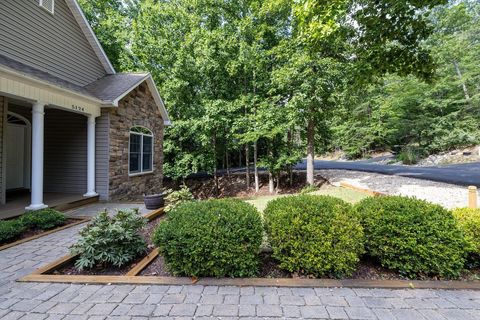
[0, 54, 148, 103]
[84, 73, 148, 102]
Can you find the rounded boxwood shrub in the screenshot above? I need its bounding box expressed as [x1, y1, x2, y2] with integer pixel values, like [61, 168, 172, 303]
[153, 199, 263, 277]
[453, 208, 480, 263]
[21, 209, 66, 230]
[356, 196, 467, 278]
[264, 195, 364, 278]
[0, 220, 25, 244]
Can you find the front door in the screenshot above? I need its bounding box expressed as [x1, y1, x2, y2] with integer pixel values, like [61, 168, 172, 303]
[6, 117, 29, 190]
[5, 112, 31, 190]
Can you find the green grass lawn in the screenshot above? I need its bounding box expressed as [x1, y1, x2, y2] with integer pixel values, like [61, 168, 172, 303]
[245, 185, 369, 212]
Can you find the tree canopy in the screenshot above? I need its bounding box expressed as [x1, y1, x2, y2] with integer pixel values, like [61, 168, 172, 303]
[80, 0, 480, 189]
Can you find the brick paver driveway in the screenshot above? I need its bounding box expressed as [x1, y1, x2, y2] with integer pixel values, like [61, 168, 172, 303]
[1, 205, 480, 319]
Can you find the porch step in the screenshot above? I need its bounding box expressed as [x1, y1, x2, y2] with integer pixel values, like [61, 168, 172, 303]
[52, 195, 99, 213]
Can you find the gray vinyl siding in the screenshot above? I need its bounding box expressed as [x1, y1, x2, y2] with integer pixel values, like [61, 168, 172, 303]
[0, 0, 106, 86]
[95, 111, 109, 200]
[44, 108, 87, 194]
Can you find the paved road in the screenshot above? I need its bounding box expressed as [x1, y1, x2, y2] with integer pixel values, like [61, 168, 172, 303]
[2, 205, 480, 319]
[293, 160, 480, 187]
[213, 160, 480, 187]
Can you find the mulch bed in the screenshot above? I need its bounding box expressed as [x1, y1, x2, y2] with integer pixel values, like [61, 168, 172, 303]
[142, 251, 480, 281]
[50, 216, 164, 276]
[0, 218, 81, 247]
[45, 214, 480, 281]
[164, 172, 328, 200]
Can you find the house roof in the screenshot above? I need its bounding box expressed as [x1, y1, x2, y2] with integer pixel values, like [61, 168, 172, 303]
[85, 73, 171, 125]
[0, 54, 93, 97]
[84, 73, 149, 101]
[0, 0, 171, 125]
[0, 53, 171, 125]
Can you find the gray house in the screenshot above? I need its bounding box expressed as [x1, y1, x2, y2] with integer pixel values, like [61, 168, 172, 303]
[0, 0, 170, 216]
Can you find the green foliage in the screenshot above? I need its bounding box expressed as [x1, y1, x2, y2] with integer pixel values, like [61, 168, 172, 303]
[331, 2, 480, 159]
[153, 199, 263, 277]
[0, 220, 25, 244]
[397, 146, 424, 165]
[453, 208, 480, 262]
[20, 209, 66, 230]
[264, 195, 364, 278]
[77, 0, 473, 181]
[299, 185, 319, 194]
[71, 210, 147, 270]
[164, 185, 194, 212]
[356, 196, 467, 278]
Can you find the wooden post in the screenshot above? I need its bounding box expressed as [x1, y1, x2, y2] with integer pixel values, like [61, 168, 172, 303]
[468, 186, 478, 209]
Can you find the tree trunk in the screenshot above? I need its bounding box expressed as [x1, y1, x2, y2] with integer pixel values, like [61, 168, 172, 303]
[239, 149, 242, 168]
[213, 133, 219, 196]
[268, 171, 274, 194]
[287, 129, 293, 187]
[245, 144, 250, 189]
[253, 70, 260, 193]
[276, 172, 281, 192]
[453, 59, 471, 103]
[226, 149, 230, 177]
[306, 115, 315, 186]
[254, 140, 259, 193]
[289, 167, 293, 187]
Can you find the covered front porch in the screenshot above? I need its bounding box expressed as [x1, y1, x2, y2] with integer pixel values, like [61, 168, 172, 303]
[1, 190, 98, 219]
[0, 74, 102, 218]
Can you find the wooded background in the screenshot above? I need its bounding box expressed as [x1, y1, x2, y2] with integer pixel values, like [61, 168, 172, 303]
[79, 0, 480, 191]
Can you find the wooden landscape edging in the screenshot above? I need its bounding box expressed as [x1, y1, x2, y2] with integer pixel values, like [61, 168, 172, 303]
[20, 272, 480, 290]
[340, 181, 386, 197]
[19, 208, 165, 282]
[0, 217, 90, 252]
[19, 206, 480, 290]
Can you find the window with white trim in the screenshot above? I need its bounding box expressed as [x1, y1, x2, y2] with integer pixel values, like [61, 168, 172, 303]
[39, 0, 55, 14]
[129, 126, 154, 174]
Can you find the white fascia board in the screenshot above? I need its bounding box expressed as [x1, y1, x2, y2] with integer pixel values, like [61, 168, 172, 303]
[145, 76, 171, 126]
[65, 0, 116, 75]
[110, 74, 150, 106]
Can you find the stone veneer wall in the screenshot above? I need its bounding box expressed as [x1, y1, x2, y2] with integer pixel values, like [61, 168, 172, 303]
[107, 82, 164, 200]
[0, 96, 5, 204]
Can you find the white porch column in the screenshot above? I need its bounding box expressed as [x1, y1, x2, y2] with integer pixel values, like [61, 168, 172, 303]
[26, 102, 47, 211]
[84, 115, 98, 197]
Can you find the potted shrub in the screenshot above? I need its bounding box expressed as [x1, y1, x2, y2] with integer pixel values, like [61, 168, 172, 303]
[143, 193, 165, 210]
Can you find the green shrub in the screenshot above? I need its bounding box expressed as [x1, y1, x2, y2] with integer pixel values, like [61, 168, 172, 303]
[71, 209, 147, 270]
[21, 209, 66, 230]
[453, 208, 480, 264]
[264, 195, 364, 278]
[0, 220, 25, 244]
[299, 185, 319, 194]
[397, 146, 424, 165]
[153, 199, 263, 277]
[356, 196, 467, 278]
[164, 185, 194, 212]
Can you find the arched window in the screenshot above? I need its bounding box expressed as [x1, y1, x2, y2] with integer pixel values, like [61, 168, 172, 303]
[129, 126, 153, 174]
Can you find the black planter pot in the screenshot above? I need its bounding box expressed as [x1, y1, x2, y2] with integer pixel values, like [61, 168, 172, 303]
[144, 193, 165, 210]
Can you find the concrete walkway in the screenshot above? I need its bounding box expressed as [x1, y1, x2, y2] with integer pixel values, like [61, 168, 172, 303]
[1, 206, 480, 319]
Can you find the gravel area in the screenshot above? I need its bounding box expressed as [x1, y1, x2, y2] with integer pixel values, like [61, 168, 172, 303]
[318, 169, 479, 209]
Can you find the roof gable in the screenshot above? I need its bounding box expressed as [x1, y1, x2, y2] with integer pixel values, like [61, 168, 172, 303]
[64, 0, 116, 75]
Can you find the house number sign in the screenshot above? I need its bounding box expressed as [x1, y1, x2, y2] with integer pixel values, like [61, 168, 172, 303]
[71, 104, 85, 112]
